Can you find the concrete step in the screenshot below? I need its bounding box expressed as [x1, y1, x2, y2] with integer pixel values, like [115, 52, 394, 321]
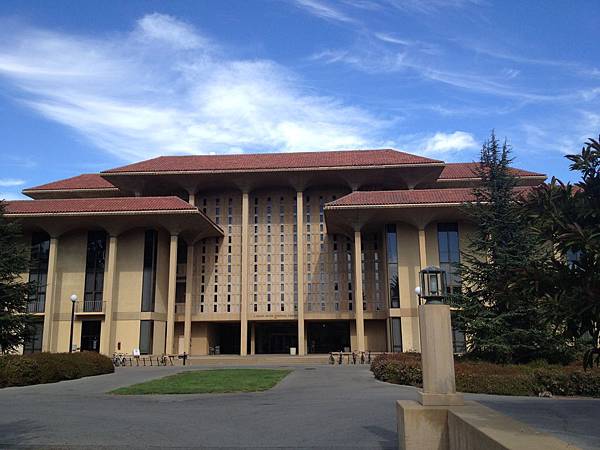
[186, 354, 331, 365]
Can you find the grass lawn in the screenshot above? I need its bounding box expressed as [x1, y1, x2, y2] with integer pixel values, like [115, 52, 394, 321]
[111, 368, 291, 395]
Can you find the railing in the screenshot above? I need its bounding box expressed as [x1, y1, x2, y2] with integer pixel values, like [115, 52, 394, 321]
[27, 300, 45, 313]
[77, 300, 105, 313]
[175, 303, 185, 314]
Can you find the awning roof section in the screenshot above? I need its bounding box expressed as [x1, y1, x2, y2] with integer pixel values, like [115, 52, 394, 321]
[326, 188, 477, 208]
[98, 149, 446, 194]
[4, 196, 223, 241]
[22, 174, 120, 199]
[102, 149, 443, 174]
[439, 163, 545, 180]
[323, 186, 535, 234]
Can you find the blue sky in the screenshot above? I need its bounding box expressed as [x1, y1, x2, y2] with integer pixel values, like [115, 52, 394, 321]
[0, 0, 598, 199]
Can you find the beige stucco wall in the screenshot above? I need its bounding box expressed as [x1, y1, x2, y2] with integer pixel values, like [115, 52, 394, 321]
[19, 188, 474, 357]
[52, 230, 87, 352]
[364, 320, 387, 351]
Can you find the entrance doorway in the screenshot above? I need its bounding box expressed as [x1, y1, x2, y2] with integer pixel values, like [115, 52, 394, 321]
[80, 320, 101, 352]
[210, 323, 240, 354]
[307, 321, 350, 353]
[255, 322, 298, 354]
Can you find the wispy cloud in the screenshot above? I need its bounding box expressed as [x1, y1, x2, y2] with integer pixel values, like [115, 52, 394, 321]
[312, 42, 600, 103]
[293, 0, 357, 24]
[382, 0, 483, 15]
[0, 14, 389, 161]
[0, 178, 25, 187]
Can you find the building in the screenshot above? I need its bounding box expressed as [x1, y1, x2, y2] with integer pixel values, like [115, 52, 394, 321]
[5, 149, 545, 356]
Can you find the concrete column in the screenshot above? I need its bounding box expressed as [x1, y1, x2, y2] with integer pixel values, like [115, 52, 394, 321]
[41, 236, 58, 352]
[100, 235, 118, 355]
[165, 234, 178, 354]
[184, 243, 194, 355]
[418, 227, 427, 269]
[188, 192, 196, 207]
[353, 230, 365, 352]
[296, 191, 305, 356]
[418, 303, 464, 406]
[240, 191, 249, 356]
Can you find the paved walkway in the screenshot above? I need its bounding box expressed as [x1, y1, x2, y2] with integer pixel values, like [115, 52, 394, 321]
[0, 364, 598, 449]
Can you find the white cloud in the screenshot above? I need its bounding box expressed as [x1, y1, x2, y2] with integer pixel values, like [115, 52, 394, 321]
[423, 131, 478, 154]
[0, 14, 385, 161]
[135, 13, 207, 50]
[0, 178, 25, 187]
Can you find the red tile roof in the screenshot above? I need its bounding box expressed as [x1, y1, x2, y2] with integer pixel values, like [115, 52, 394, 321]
[439, 163, 545, 179]
[4, 196, 196, 215]
[326, 186, 534, 207]
[103, 149, 442, 174]
[23, 174, 117, 192]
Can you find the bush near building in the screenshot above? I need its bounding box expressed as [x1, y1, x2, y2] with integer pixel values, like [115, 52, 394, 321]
[0, 351, 114, 388]
[371, 353, 600, 398]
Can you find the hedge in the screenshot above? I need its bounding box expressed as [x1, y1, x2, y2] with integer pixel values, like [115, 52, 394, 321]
[371, 353, 600, 397]
[0, 352, 114, 388]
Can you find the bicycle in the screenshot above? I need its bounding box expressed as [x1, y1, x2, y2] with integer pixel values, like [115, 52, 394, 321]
[112, 353, 127, 367]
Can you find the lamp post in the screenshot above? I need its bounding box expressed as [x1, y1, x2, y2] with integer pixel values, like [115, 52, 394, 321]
[69, 294, 77, 353]
[415, 266, 463, 406]
[418, 266, 446, 304]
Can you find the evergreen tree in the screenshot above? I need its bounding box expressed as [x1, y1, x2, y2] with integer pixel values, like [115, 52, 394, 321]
[451, 132, 570, 364]
[523, 136, 600, 368]
[0, 201, 33, 354]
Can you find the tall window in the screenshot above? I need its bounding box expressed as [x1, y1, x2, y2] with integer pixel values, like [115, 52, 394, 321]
[437, 223, 460, 294]
[23, 321, 44, 354]
[139, 320, 154, 354]
[28, 232, 50, 313]
[84, 231, 107, 312]
[391, 318, 402, 352]
[385, 224, 400, 308]
[141, 230, 158, 312]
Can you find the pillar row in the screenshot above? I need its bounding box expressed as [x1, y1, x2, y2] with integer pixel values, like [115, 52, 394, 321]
[41, 236, 58, 352]
[296, 191, 306, 356]
[100, 235, 118, 355]
[240, 191, 249, 356]
[353, 230, 365, 352]
[183, 243, 194, 355]
[165, 234, 179, 354]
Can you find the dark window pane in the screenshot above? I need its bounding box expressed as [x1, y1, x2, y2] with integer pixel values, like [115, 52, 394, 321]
[139, 320, 154, 354]
[391, 318, 402, 352]
[141, 230, 158, 312]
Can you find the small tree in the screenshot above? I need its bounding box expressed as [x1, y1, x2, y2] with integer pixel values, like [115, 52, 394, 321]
[0, 201, 33, 354]
[524, 136, 600, 368]
[451, 132, 571, 364]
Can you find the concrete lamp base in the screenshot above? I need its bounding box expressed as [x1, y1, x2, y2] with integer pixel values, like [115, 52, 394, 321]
[418, 391, 464, 407]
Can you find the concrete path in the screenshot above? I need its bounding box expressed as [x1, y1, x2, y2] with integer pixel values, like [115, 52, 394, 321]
[0, 364, 598, 449]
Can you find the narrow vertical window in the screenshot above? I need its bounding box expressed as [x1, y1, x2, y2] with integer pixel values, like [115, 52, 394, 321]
[141, 230, 158, 312]
[139, 320, 154, 354]
[27, 232, 50, 314]
[437, 223, 460, 294]
[391, 318, 402, 352]
[84, 231, 107, 312]
[386, 224, 400, 308]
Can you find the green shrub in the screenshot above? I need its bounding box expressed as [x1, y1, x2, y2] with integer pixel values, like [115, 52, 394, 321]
[0, 352, 114, 388]
[370, 353, 600, 398]
[371, 353, 422, 386]
[0, 355, 41, 388]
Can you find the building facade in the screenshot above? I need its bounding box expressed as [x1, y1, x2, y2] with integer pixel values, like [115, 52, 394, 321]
[7, 149, 545, 356]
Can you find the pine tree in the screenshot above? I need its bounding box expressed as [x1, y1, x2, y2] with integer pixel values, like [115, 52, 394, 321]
[0, 201, 33, 354]
[451, 132, 570, 364]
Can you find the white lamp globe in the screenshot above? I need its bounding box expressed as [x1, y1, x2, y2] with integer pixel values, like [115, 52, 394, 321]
[70, 294, 78, 302]
[415, 286, 421, 296]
